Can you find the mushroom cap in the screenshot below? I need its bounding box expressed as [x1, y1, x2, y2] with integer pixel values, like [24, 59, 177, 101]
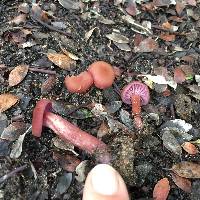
[32, 99, 52, 137]
[64, 71, 93, 93]
[88, 61, 115, 89]
[121, 81, 150, 105]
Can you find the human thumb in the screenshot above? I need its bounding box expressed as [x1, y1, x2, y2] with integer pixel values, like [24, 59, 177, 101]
[83, 164, 129, 200]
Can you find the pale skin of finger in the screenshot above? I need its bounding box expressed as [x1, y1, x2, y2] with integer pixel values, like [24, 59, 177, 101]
[83, 164, 130, 200]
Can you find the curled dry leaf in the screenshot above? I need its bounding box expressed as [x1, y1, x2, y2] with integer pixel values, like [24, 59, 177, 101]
[9, 65, 29, 87]
[0, 94, 19, 113]
[174, 68, 186, 84]
[1, 122, 27, 141]
[172, 161, 200, 178]
[134, 38, 158, 52]
[53, 152, 80, 172]
[181, 142, 199, 155]
[153, 178, 170, 200]
[171, 172, 191, 193]
[47, 53, 75, 70]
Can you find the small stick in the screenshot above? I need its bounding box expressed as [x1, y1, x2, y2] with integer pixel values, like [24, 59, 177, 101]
[29, 67, 56, 75]
[0, 164, 27, 184]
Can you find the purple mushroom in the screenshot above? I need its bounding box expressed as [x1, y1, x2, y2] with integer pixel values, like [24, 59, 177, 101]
[121, 81, 150, 129]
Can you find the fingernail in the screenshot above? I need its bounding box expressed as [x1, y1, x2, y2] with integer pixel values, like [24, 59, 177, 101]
[91, 164, 119, 195]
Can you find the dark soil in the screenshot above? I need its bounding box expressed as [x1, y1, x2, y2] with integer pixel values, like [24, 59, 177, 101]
[0, 0, 200, 199]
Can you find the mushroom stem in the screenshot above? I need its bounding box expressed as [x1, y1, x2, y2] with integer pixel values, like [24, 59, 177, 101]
[43, 112, 111, 164]
[131, 95, 143, 129]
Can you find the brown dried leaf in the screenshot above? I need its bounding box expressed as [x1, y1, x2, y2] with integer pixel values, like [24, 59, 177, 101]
[176, 1, 186, 15]
[181, 142, 199, 155]
[153, 178, 170, 200]
[125, 0, 138, 16]
[174, 68, 186, 83]
[97, 121, 109, 138]
[53, 152, 80, 172]
[47, 53, 75, 70]
[1, 122, 27, 141]
[41, 75, 57, 94]
[180, 56, 195, 64]
[162, 21, 172, 30]
[180, 65, 194, 77]
[0, 94, 19, 113]
[171, 172, 191, 193]
[172, 161, 200, 178]
[160, 34, 175, 41]
[9, 65, 29, 87]
[134, 38, 158, 52]
[9, 14, 27, 25]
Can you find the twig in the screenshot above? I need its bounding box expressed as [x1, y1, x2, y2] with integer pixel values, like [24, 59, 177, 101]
[29, 67, 56, 75]
[30, 15, 72, 38]
[0, 164, 27, 184]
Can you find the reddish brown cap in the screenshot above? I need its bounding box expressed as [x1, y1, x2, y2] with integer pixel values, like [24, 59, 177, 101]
[88, 61, 115, 89]
[121, 81, 150, 105]
[32, 99, 52, 137]
[64, 71, 93, 93]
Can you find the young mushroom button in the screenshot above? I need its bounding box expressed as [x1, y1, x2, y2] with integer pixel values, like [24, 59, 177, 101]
[121, 81, 150, 129]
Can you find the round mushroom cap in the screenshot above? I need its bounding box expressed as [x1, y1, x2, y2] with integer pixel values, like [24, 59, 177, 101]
[64, 71, 93, 93]
[121, 81, 150, 105]
[88, 61, 115, 89]
[32, 99, 52, 137]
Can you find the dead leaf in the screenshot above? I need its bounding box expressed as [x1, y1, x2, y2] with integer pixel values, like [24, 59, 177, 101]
[174, 68, 186, 83]
[153, 0, 176, 6]
[172, 161, 200, 178]
[53, 152, 80, 172]
[75, 160, 89, 182]
[162, 21, 178, 32]
[113, 42, 131, 51]
[160, 34, 175, 41]
[180, 65, 194, 78]
[9, 65, 29, 87]
[162, 128, 182, 155]
[85, 27, 98, 41]
[186, 0, 196, 6]
[18, 3, 30, 14]
[58, 0, 82, 10]
[47, 53, 75, 70]
[10, 126, 31, 159]
[1, 122, 27, 141]
[106, 32, 129, 43]
[30, 3, 49, 22]
[171, 172, 191, 193]
[41, 75, 57, 94]
[176, 1, 186, 15]
[181, 142, 199, 155]
[153, 178, 170, 200]
[0, 94, 19, 113]
[125, 0, 138, 16]
[97, 121, 109, 138]
[134, 38, 158, 52]
[9, 14, 27, 25]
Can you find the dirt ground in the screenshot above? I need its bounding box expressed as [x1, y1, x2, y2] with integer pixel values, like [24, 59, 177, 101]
[0, 0, 200, 199]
